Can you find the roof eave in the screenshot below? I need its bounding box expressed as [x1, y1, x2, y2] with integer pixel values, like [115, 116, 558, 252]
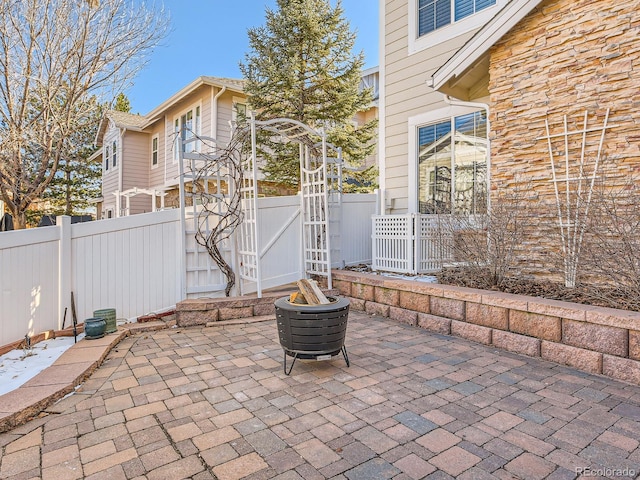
[143, 77, 244, 127]
[431, 0, 543, 93]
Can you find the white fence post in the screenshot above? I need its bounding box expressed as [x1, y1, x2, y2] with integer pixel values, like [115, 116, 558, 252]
[57, 215, 71, 329]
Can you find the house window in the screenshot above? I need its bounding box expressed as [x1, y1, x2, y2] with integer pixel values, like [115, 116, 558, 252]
[112, 140, 117, 168]
[105, 145, 109, 171]
[174, 105, 201, 162]
[418, 0, 496, 36]
[151, 135, 159, 167]
[418, 110, 487, 214]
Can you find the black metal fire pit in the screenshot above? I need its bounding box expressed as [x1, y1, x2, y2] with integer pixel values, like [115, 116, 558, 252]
[274, 296, 350, 375]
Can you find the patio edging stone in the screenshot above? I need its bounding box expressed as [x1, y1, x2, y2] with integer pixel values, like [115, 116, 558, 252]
[0, 320, 171, 434]
[175, 289, 339, 327]
[332, 269, 640, 385]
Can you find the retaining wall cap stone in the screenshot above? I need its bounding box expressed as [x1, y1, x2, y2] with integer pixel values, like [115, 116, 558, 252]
[527, 298, 589, 321]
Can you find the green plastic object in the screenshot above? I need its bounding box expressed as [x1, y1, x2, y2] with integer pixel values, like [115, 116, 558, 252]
[84, 317, 106, 339]
[93, 308, 117, 334]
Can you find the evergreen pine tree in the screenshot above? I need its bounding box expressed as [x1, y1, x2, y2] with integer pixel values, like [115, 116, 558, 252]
[114, 92, 132, 113]
[39, 97, 103, 219]
[240, 0, 377, 189]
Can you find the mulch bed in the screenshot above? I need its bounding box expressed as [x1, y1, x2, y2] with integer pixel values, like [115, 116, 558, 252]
[436, 267, 639, 312]
[342, 265, 638, 312]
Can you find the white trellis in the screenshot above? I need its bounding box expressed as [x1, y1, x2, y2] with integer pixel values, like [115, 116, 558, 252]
[235, 113, 262, 296]
[539, 109, 611, 288]
[178, 115, 341, 299]
[244, 116, 339, 294]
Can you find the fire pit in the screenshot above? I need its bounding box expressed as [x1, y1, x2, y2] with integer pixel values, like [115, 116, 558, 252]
[274, 296, 350, 375]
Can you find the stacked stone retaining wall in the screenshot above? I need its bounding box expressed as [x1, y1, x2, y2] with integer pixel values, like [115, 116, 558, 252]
[333, 270, 640, 386]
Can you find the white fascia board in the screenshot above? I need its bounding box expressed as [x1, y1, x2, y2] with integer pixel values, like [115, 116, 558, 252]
[143, 77, 245, 128]
[432, 0, 543, 90]
[142, 77, 206, 125]
[87, 148, 102, 162]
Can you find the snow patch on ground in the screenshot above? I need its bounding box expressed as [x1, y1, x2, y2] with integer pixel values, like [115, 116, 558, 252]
[0, 334, 84, 397]
[378, 272, 438, 283]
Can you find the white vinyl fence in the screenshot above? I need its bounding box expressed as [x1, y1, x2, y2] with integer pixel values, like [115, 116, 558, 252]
[0, 193, 376, 347]
[0, 209, 183, 348]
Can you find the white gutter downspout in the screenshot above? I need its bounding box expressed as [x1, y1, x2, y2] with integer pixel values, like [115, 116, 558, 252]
[441, 94, 492, 212]
[117, 127, 126, 217]
[212, 86, 226, 142]
[378, 0, 386, 215]
[164, 114, 168, 186]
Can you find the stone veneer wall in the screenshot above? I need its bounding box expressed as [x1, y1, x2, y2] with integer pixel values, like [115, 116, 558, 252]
[486, 0, 640, 278]
[333, 270, 640, 386]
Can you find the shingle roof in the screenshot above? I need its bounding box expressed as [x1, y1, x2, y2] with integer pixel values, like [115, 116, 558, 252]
[201, 76, 245, 92]
[107, 110, 146, 130]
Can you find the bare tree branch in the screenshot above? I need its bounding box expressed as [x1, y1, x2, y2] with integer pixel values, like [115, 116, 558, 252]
[0, 0, 169, 228]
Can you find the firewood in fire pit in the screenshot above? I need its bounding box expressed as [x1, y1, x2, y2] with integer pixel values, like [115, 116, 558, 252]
[289, 291, 308, 304]
[296, 279, 331, 305]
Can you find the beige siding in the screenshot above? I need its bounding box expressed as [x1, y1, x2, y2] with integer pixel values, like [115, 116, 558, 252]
[148, 121, 165, 189]
[215, 93, 236, 146]
[122, 131, 152, 215]
[383, 0, 484, 213]
[101, 124, 120, 215]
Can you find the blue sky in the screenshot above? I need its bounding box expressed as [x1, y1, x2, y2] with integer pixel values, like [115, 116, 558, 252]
[126, 0, 379, 114]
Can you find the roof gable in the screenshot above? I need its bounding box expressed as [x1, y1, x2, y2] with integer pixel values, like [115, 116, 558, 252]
[143, 76, 245, 124]
[95, 110, 146, 145]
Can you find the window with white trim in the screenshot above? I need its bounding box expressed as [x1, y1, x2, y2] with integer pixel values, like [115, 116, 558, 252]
[418, 0, 496, 36]
[409, 0, 503, 54]
[112, 140, 117, 168]
[418, 110, 487, 214]
[105, 145, 109, 171]
[151, 135, 159, 167]
[174, 105, 201, 162]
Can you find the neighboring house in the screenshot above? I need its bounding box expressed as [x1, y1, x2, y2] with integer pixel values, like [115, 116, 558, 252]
[94, 77, 247, 218]
[95, 70, 379, 219]
[378, 0, 639, 275]
[356, 66, 380, 171]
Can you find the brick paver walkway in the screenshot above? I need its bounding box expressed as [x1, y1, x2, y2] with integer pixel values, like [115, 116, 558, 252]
[1, 311, 640, 479]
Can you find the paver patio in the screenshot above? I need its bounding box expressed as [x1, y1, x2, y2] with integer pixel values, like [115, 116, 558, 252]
[1, 310, 640, 479]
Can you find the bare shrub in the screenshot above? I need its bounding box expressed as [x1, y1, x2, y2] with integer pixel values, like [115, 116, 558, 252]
[581, 174, 640, 310]
[435, 181, 532, 288]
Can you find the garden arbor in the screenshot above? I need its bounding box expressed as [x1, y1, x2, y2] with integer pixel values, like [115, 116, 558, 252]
[178, 114, 342, 299]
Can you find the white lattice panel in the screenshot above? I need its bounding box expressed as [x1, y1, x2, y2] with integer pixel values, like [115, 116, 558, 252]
[416, 215, 451, 273]
[371, 215, 414, 273]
